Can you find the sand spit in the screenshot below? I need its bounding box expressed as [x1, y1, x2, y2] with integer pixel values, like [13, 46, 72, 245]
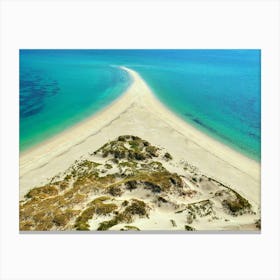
[19, 67, 261, 231]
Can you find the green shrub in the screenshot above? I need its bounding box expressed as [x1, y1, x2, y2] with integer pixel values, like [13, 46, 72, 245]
[185, 225, 195, 231]
[164, 152, 173, 160]
[107, 185, 123, 196]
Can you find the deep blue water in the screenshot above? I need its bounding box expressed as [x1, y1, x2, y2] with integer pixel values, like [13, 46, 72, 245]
[20, 50, 261, 160]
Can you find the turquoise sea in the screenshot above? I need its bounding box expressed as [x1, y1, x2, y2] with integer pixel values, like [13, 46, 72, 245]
[20, 50, 261, 160]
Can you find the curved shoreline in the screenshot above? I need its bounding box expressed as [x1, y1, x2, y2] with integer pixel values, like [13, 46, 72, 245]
[20, 68, 137, 176]
[20, 67, 260, 205]
[122, 67, 259, 180]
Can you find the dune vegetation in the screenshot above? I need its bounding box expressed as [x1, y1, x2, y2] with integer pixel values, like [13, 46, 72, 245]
[20, 135, 259, 231]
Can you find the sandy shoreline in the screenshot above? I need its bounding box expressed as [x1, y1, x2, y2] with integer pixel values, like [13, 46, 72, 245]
[20, 67, 260, 208]
[20, 68, 138, 176]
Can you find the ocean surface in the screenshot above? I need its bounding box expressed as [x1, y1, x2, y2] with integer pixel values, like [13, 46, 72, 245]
[20, 50, 261, 160]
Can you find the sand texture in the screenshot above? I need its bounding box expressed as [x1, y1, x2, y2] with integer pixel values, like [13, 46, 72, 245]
[19, 67, 261, 231]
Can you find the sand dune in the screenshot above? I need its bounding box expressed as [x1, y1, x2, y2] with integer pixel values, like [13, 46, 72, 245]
[20, 66, 260, 214]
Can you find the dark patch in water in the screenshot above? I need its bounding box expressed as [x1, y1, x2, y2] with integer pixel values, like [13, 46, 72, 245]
[184, 112, 219, 135]
[21, 104, 44, 118]
[20, 69, 60, 118]
[248, 132, 260, 140]
[192, 118, 217, 134]
[190, 116, 259, 157]
[184, 112, 193, 118]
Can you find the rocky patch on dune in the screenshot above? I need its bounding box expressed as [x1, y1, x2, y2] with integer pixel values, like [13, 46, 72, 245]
[20, 135, 260, 231]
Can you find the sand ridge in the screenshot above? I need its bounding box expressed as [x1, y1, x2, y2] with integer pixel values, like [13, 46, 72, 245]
[20, 66, 260, 210]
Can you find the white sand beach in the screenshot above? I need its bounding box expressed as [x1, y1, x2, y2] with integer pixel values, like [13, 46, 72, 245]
[20, 67, 260, 229]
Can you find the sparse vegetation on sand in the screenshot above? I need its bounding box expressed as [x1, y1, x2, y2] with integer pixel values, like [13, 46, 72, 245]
[255, 218, 261, 229]
[97, 199, 149, 231]
[120, 225, 140, 231]
[20, 135, 258, 231]
[94, 135, 159, 161]
[185, 225, 195, 231]
[75, 197, 118, 230]
[215, 187, 252, 216]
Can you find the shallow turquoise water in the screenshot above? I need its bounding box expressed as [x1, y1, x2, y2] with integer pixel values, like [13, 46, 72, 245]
[20, 50, 131, 150]
[20, 50, 260, 160]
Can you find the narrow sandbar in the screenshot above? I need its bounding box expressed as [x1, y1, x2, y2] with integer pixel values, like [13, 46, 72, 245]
[20, 67, 260, 210]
